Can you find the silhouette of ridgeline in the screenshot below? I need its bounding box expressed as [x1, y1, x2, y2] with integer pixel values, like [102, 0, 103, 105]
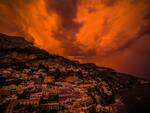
[0, 33, 150, 113]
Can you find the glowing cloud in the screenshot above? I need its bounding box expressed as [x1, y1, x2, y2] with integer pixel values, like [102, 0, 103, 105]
[0, 0, 150, 78]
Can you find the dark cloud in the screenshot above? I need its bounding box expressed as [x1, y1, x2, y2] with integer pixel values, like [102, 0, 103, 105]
[102, 0, 118, 6]
[45, 0, 85, 56]
[63, 42, 96, 57]
[46, 0, 81, 32]
[88, 7, 97, 13]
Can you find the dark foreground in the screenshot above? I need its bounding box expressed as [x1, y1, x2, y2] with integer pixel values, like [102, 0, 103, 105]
[121, 85, 150, 113]
[0, 33, 150, 113]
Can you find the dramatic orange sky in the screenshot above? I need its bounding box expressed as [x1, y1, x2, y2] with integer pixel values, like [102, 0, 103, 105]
[0, 0, 150, 79]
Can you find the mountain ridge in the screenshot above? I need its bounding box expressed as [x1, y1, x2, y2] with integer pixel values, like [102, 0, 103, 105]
[0, 33, 149, 113]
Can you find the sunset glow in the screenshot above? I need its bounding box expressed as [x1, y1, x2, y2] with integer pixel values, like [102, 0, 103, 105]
[0, 0, 150, 78]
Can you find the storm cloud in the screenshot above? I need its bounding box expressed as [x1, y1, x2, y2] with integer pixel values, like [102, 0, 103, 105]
[0, 0, 150, 78]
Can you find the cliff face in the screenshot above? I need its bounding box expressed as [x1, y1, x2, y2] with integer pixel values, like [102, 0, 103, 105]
[0, 33, 149, 113]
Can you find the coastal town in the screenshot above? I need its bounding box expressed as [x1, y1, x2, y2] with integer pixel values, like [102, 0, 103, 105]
[0, 62, 128, 113]
[0, 33, 147, 113]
